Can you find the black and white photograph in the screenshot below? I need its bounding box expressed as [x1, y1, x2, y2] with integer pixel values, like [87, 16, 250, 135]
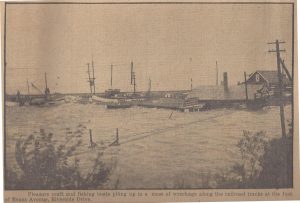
[2, 1, 299, 202]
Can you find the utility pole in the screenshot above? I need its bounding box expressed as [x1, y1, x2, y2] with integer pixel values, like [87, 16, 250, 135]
[87, 63, 93, 94]
[190, 78, 193, 91]
[216, 61, 219, 86]
[27, 79, 30, 95]
[45, 72, 48, 90]
[244, 72, 248, 103]
[268, 40, 286, 138]
[111, 64, 113, 87]
[280, 59, 292, 82]
[92, 59, 96, 94]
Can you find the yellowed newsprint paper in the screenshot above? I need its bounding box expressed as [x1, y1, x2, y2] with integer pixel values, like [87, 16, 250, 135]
[1, 0, 299, 202]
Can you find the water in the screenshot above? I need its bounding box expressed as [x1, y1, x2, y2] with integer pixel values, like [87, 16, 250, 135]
[5, 103, 292, 189]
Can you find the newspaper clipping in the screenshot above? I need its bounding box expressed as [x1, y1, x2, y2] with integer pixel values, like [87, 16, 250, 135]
[2, 0, 300, 202]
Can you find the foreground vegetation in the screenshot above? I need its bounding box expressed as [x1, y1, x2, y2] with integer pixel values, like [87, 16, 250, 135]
[215, 126, 293, 188]
[6, 129, 112, 189]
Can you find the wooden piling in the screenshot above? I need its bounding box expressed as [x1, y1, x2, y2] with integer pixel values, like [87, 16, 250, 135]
[116, 128, 119, 145]
[169, 111, 174, 119]
[89, 129, 93, 148]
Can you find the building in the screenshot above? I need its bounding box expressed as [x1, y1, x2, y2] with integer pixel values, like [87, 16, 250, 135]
[186, 72, 265, 102]
[245, 70, 290, 87]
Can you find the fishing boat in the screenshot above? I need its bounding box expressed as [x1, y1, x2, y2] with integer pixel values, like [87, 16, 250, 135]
[92, 95, 132, 109]
[23, 73, 65, 107]
[105, 102, 132, 109]
[87, 60, 139, 109]
[92, 95, 119, 104]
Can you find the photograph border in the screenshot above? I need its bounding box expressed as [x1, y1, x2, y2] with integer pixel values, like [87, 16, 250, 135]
[2, 0, 297, 192]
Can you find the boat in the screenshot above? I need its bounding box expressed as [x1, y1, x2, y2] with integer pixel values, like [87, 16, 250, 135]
[92, 95, 119, 104]
[19, 73, 66, 107]
[92, 95, 132, 109]
[28, 95, 65, 106]
[105, 102, 132, 109]
[87, 60, 143, 109]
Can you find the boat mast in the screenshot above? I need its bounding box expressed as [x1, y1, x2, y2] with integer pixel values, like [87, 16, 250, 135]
[148, 78, 151, 92]
[147, 78, 151, 97]
[111, 64, 113, 87]
[27, 79, 30, 95]
[45, 72, 48, 90]
[131, 61, 136, 94]
[131, 61, 133, 85]
[133, 73, 136, 94]
[44, 72, 50, 96]
[216, 61, 219, 86]
[87, 63, 93, 94]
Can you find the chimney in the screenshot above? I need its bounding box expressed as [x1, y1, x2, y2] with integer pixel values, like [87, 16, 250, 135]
[223, 72, 228, 92]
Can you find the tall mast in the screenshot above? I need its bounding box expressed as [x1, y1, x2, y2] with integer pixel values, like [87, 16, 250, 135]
[27, 79, 30, 95]
[92, 59, 96, 94]
[131, 61, 133, 85]
[216, 61, 218, 86]
[133, 72, 136, 94]
[130, 61, 136, 94]
[148, 78, 151, 92]
[44, 72, 50, 97]
[147, 78, 151, 97]
[111, 64, 113, 87]
[45, 72, 48, 90]
[87, 63, 93, 94]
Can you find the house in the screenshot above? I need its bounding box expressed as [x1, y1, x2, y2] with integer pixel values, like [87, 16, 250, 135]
[245, 70, 290, 87]
[186, 72, 265, 102]
[186, 84, 263, 101]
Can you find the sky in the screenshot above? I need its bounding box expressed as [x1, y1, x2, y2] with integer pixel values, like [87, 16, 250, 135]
[5, 3, 294, 94]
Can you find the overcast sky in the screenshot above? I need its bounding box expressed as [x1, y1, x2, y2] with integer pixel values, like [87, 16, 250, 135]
[6, 3, 293, 94]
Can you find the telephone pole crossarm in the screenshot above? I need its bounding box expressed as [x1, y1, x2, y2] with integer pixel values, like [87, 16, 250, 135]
[268, 49, 286, 53]
[267, 41, 286, 44]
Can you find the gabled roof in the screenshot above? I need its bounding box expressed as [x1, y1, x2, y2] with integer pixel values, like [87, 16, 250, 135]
[248, 70, 290, 85]
[254, 70, 278, 84]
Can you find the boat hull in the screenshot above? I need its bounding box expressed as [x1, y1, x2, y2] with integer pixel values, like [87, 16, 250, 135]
[105, 103, 132, 109]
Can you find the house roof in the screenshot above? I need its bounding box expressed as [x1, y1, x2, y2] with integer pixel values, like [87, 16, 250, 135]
[249, 70, 290, 85]
[187, 84, 263, 101]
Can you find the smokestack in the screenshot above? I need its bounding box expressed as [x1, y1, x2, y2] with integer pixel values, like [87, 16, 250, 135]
[223, 72, 228, 92]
